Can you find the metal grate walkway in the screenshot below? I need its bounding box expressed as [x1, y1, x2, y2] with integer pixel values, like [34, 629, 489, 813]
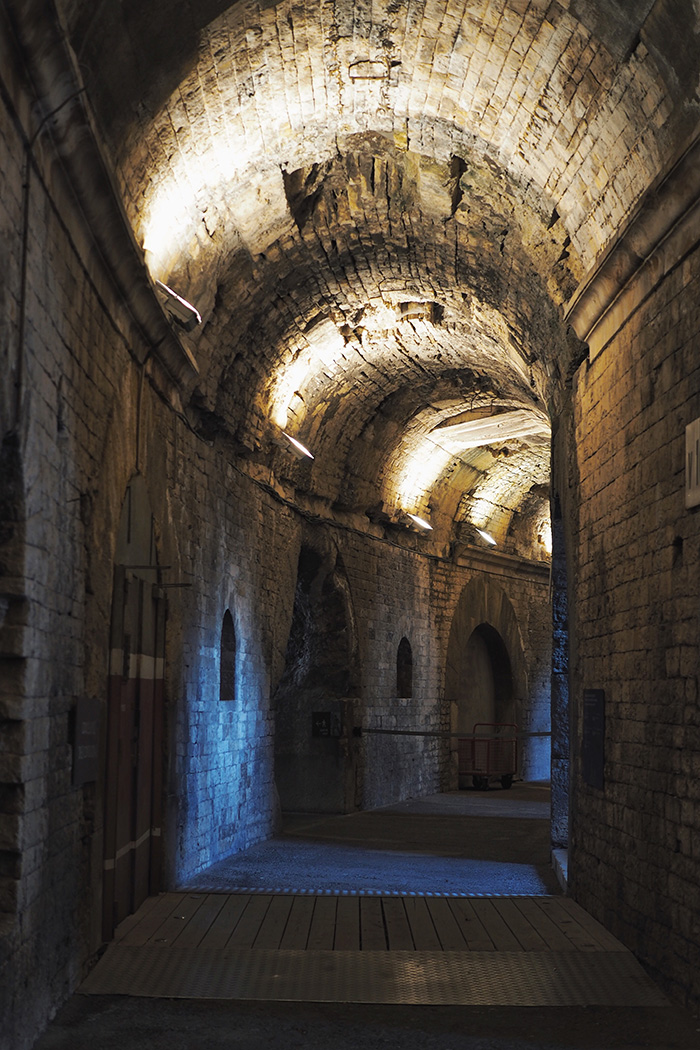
[80, 892, 668, 1007]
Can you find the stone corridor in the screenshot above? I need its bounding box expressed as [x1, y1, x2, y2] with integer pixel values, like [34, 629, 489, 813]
[2, 2, 700, 1047]
[34, 787, 700, 1048]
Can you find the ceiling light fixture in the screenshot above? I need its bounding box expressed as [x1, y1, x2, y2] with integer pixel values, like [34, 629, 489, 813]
[283, 433, 314, 460]
[155, 280, 202, 331]
[475, 527, 497, 546]
[406, 513, 433, 531]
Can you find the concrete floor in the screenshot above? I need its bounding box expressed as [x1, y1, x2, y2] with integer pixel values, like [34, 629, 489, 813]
[33, 785, 700, 1050]
[185, 784, 560, 896]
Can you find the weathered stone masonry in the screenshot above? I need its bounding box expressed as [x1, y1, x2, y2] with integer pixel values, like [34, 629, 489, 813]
[4, 1, 700, 1047]
[0, 61, 551, 1041]
[568, 250, 700, 1003]
[563, 133, 700, 1006]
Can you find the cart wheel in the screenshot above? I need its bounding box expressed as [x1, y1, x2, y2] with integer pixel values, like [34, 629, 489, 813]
[501, 774, 513, 789]
[473, 775, 489, 791]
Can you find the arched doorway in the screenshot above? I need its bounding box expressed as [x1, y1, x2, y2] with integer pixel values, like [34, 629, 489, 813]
[458, 622, 515, 731]
[453, 622, 515, 789]
[444, 577, 543, 789]
[273, 546, 359, 814]
[102, 475, 166, 938]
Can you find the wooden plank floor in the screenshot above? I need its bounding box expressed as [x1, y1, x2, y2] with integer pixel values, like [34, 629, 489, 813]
[86, 893, 669, 1006]
[115, 892, 628, 954]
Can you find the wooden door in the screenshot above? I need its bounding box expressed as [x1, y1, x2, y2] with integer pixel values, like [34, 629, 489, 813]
[103, 479, 165, 940]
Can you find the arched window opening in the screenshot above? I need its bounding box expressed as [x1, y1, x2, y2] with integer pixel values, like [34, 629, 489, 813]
[220, 609, 236, 702]
[396, 636, 413, 698]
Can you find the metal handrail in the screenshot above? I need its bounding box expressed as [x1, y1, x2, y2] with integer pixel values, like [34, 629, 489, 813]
[356, 727, 551, 739]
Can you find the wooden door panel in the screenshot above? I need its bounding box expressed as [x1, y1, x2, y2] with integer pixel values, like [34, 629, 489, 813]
[104, 566, 165, 939]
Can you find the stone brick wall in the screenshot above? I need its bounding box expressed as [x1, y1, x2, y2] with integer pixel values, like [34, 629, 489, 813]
[279, 525, 553, 811]
[0, 73, 132, 1045]
[0, 27, 26, 963]
[5, 1, 700, 1047]
[335, 533, 442, 808]
[0, 90, 300, 1034]
[0, 37, 308, 1040]
[0, 77, 101, 1048]
[567, 236, 700, 1006]
[158, 431, 301, 882]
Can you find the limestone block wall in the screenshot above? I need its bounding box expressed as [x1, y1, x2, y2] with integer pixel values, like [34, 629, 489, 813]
[438, 557, 552, 787]
[267, 520, 552, 817]
[160, 430, 310, 881]
[333, 534, 552, 808]
[0, 21, 26, 969]
[567, 236, 700, 1006]
[0, 69, 134, 1046]
[335, 534, 442, 809]
[155, 428, 302, 883]
[0, 46, 298, 1045]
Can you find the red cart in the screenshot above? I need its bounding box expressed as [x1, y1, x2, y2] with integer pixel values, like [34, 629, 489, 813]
[458, 722, 518, 790]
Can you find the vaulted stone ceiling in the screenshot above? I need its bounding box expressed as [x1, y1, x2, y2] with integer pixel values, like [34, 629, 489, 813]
[57, 0, 700, 556]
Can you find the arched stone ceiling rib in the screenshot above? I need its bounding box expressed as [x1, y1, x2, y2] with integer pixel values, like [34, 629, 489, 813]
[107, 0, 680, 281]
[58, 0, 700, 555]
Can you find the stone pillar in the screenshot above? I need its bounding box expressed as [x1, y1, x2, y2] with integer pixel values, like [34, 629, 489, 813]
[550, 491, 569, 850]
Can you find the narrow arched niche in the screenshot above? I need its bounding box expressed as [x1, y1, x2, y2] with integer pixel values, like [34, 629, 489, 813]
[396, 637, 413, 699]
[220, 609, 236, 703]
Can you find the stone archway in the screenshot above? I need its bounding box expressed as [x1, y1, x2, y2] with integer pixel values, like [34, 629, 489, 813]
[458, 622, 515, 732]
[444, 577, 531, 789]
[273, 545, 360, 814]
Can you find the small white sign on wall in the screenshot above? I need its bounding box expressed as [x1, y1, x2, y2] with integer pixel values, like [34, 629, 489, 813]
[686, 418, 700, 508]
